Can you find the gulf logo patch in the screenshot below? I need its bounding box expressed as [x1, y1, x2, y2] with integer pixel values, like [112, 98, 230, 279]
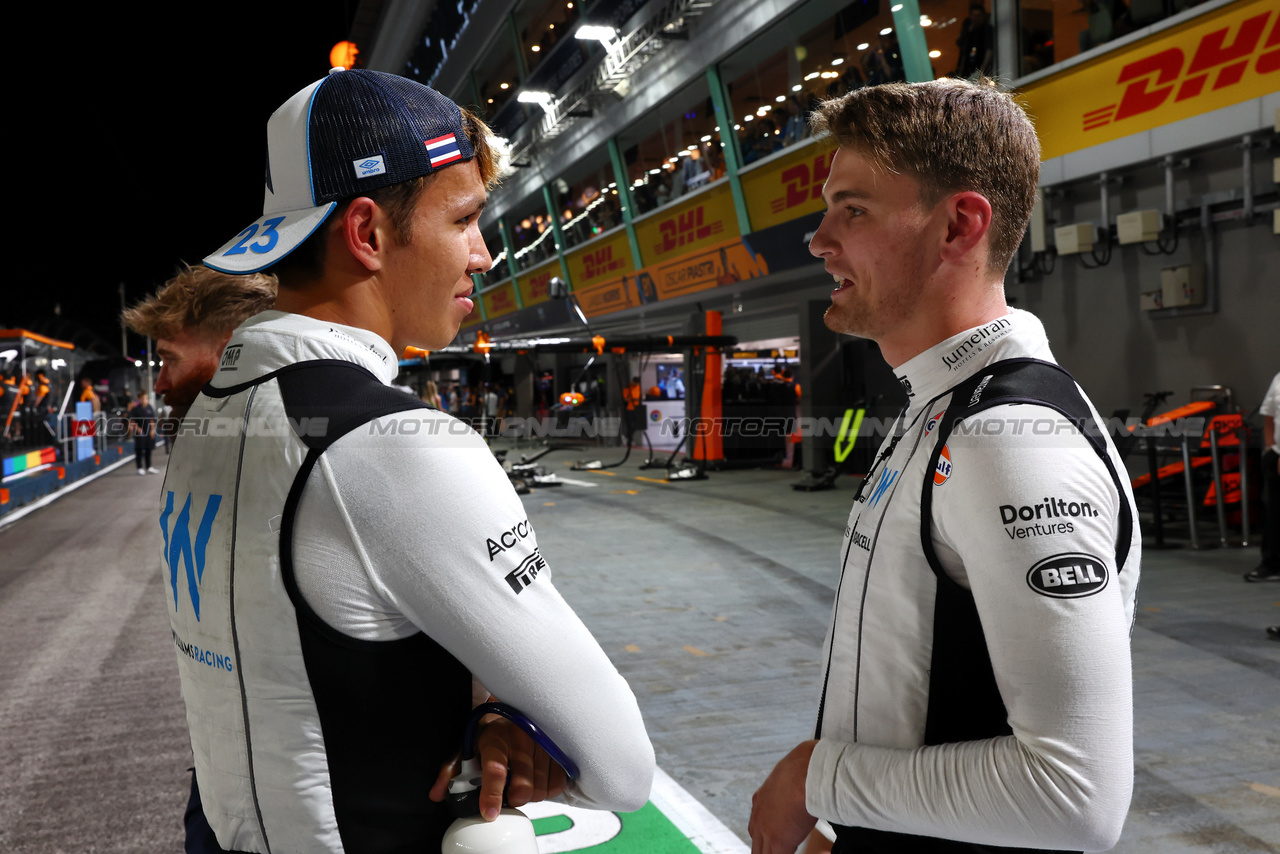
[933, 444, 952, 486]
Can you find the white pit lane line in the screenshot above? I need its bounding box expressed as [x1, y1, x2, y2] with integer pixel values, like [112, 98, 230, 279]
[649, 766, 750, 854]
[548, 476, 599, 487]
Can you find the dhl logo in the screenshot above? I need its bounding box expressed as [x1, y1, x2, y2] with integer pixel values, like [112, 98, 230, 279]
[656, 206, 723, 255]
[1083, 10, 1278, 131]
[583, 245, 625, 280]
[527, 271, 552, 300]
[487, 288, 516, 312]
[770, 151, 835, 213]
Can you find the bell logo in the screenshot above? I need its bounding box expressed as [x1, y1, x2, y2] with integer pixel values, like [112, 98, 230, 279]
[159, 492, 223, 621]
[1026, 552, 1109, 598]
[1083, 10, 1278, 131]
[770, 151, 835, 214]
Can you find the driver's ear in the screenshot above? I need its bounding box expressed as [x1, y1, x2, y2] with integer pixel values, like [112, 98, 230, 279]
[341, 197, 387, 272]
[939, 191, 993, 265]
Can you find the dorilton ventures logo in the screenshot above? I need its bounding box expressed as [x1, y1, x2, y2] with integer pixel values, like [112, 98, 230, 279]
[1002, 496, 1099, 540]
[1082, 9, 1278, 132]
[1001, 496, 1100, 524]
[1027, 553, 1109, 598]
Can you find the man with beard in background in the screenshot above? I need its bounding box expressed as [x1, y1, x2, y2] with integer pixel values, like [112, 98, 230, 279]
[121, 264, 277, 434]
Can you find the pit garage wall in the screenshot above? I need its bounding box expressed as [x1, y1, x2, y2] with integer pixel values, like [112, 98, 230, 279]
[1008, 148, 1279, 420]
[1009, 0, 1279, 419]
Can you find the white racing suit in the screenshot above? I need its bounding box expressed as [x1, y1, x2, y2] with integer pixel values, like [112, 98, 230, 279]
[160, 311, 654, 853]
[808, 309, 1141, 853]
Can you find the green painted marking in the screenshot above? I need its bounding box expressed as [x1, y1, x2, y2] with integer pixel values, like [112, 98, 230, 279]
[532, 813, 575, 835]
[533, 801, 701, 853]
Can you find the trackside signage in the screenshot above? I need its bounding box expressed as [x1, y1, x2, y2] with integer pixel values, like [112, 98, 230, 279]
[740, 142, 835, 232]
[1020, 0, 1278, 161]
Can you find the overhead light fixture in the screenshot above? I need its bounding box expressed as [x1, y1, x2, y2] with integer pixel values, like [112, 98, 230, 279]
[669, 156, 679, 162]
[880, 27, 893, 35]
[649, 168, 660, 174]
[607, 182, 616, 188]
[700, 134, 712, 142]
[920, 15, 933, 26]
[791, 84, 802, 91]
[519, 90, 554, 105]
[929, 49, 942, 58]
[804, 71, 820, 80]
[858, 42, 870, 50]
[531, 45, 541, 52]
[831, 58, 844, 66]
[714, 126, 720, 132]
[500, 82, 509, 89]
[678, 150, 691, 157]
[576, 25, 617, 41]
[891, 3, 903, 10]
[775, 95, 786, 102]
[743, 114, 753, 121]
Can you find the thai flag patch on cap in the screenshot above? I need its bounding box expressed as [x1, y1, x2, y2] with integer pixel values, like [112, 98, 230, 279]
[353, 155, 387, 179]
[425, 133, 464, 167]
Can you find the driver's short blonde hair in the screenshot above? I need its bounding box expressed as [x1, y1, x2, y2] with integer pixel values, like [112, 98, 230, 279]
[811, 77, 1040, 276]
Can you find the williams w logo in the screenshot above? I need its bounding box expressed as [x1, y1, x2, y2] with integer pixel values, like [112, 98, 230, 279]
[160, 492, 222, 621]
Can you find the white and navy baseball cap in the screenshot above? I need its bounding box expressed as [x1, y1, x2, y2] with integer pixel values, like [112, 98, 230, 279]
[205, 67, 474, 274]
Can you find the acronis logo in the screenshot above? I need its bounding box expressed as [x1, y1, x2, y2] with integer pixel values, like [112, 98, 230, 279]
[159, 492, 222, 621]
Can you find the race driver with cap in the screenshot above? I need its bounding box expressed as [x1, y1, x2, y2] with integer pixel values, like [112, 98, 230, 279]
[162, 67, 653, 853]
[749, 78, 1140, 853]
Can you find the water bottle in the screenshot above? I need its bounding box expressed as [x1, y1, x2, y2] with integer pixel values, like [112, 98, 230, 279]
[441, 702, 579, 854]
[441, 753, 539, 853]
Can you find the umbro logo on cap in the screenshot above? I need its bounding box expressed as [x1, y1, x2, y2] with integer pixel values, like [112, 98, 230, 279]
[353, 155, 387, 178]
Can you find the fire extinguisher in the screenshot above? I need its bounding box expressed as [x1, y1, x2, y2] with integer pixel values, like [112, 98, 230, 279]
[442, 701, 579, 854]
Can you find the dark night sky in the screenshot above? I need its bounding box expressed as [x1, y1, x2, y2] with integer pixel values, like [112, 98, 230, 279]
[12, 1, 360, 355]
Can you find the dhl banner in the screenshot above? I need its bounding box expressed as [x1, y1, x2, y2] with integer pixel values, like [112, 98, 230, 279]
[740, 142, 834, 232]
[1021, 0, 1279, 161]
[481, 281, 519, 319]
[518, 258, 562, 307]
[565, 229, 635, 290]
[633, 183, 740, 266]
